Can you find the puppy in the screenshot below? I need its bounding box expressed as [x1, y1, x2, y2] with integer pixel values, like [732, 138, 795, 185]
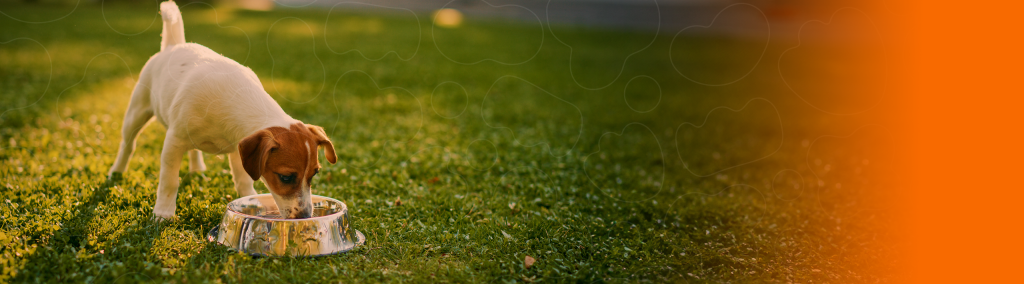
[108, 0, 336, 220]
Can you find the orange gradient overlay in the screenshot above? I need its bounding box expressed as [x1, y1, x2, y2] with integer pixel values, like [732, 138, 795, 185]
[772, 0, 1022, 281]
[894, 0, 1024, 282]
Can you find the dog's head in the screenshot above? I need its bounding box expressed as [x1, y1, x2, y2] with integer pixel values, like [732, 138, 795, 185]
[238, 123, 337, 219]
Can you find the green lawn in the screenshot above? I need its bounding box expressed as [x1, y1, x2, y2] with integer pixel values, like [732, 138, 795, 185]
[0, 2, 894, 282]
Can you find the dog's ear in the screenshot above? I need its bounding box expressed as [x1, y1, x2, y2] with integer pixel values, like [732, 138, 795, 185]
[306, 124, 337, 164]
[239, 129, 278, 181]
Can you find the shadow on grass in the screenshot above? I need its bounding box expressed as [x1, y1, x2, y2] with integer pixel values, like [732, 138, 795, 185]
[10, 173, 221, 283]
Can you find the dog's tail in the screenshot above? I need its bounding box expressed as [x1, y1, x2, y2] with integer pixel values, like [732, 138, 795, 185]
[159, 0, 185, 51]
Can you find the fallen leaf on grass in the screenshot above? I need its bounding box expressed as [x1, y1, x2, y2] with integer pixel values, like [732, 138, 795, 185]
[525, 255, 536, 269]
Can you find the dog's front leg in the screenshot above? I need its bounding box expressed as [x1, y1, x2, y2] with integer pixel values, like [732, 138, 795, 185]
[153, 132, 187, 220]
[228, 151, 258, 197]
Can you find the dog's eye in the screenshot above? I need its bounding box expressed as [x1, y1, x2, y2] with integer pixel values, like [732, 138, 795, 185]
[278, 173, 296, 184]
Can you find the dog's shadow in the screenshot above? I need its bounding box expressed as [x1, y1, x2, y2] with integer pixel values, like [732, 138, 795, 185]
[12, 175, 159, 282]
[11, 170, 237, 282]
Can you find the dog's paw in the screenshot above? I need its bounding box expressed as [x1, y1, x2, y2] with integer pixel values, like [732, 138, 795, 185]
[152, 214, 177, 223]
[152, 209, 177, 223]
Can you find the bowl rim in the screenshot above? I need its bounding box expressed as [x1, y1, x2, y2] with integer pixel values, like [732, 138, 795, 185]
[226, 193, 348, 222]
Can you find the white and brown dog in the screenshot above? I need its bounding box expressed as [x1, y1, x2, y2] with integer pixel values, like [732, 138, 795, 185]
[108, 0, 335, 220]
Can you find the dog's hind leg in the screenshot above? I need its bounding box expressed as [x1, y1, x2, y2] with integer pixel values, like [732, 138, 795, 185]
[227, 151, 258, 197]
[188, 149, 206, 172]
[153, 132, 187, 220]
[109, 78, 154, 178]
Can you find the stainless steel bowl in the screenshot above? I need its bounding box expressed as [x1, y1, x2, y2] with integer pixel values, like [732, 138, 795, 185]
[206, 194, 364, 257]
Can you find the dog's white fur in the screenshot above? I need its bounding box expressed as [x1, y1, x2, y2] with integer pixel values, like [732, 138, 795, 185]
[109, 1, 301, 219]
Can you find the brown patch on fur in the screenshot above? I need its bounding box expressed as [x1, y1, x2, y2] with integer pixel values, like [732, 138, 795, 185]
[238, 123, 337, 198]
[306, 124, 337, 164]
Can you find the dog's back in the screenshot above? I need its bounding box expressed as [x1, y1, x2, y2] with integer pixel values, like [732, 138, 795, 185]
[147, 43, 280, 132]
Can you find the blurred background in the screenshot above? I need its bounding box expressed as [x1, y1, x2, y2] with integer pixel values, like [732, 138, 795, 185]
[7, 0, 884, 37]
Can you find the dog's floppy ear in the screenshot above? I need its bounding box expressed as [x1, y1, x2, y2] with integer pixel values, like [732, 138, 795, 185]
[306, 124, 337, 164]
[239, 129, 279, 181]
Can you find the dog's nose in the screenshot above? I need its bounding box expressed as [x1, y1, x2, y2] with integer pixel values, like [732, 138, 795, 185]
[289, 208, 312, 219]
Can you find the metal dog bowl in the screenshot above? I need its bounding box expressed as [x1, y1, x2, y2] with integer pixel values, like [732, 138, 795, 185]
[206, 194, 364, 257]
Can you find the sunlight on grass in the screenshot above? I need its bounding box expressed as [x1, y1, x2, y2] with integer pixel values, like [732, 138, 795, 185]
[332, 16, 386, 34]
[262, 77, 321, 102]
[433, 8, 463, 28]
[150, 227, 205, 268]
[191, 5, 239, 25]
[268, 17, 323, 40]
[0, 43, 51, 71]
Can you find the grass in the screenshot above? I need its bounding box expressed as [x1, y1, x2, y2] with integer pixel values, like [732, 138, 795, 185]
[0, 2, 895, 282]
